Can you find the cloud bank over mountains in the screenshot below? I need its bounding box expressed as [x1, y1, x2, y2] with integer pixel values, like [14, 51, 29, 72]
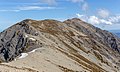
[76, 13, 120, 25]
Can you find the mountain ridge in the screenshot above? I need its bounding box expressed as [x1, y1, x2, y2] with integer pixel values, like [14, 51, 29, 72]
[0, 18, 120, 72]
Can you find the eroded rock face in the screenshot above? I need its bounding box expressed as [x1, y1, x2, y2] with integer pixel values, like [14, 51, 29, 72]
[0, 20, 40, 62]
[0, 18, 120, 72]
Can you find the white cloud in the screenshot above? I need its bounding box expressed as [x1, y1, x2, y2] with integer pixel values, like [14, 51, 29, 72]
[82, 2, 88, 11]
[76, 13, 88, 22]
[100, 19, 112, 25]
[68, 0, 84, 3]
[18, 6, 55, 10]
[76, 7, 120, 25]
[40, 0, 57, 5]
[88, 16, 100, 24]
[88, 16, 112, 25]
[0, 6, 56, 12]
[76, 14, 112, 25]
[76, 13, 84, 18]
[98, 9, 110, 18]
[67, 0, 88, 11]
[0, 10, 20, 12]
[108, 16, 120, 23]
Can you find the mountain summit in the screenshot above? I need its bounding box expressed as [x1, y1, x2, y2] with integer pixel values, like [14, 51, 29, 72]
[0, 18, 120, 72]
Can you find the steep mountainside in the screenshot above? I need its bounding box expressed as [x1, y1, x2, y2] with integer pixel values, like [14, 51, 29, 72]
[0, 18, 120, 72]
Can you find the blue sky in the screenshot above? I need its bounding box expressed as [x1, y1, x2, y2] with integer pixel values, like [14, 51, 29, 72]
[0, 0, 120, 31]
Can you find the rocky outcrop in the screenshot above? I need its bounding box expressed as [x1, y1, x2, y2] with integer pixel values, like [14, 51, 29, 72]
[0, 18, 120, 72]
[0, 19, 40, 62]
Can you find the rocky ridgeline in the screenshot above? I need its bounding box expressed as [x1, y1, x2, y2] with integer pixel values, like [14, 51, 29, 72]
[0, 18, 120, 72]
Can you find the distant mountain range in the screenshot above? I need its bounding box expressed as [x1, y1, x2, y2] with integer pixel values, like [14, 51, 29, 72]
[115, 33, 120, 37]
[109, 30, 120, 37]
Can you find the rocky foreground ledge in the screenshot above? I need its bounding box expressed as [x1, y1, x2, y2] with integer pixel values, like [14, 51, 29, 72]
[0, 18, 120, 72]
